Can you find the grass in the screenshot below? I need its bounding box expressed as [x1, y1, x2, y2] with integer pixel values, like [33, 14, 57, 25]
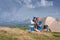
[0, 26, 60, 40]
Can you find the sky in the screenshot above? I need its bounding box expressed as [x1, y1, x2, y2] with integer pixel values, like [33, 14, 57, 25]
[0, 0, 60, 24]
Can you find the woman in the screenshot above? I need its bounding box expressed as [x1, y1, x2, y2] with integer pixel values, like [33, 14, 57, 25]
[28, 17, 36, 31]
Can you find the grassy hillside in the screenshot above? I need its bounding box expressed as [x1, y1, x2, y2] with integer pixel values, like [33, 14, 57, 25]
[0, 26, 60, 40]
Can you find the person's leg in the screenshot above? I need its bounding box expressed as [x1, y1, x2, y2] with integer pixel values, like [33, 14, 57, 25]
[28, 27, 34, 32]
[34, 28, 40, 32]
[43, 25, 51, 32]
[47, 27, 51, 32]
[37, 26, 43, 32]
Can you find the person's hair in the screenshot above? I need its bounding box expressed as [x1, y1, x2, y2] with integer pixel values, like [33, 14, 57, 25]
[33, 17, 36, 22]
[33, 17, 36, 19]
[36, 17, 40, 20]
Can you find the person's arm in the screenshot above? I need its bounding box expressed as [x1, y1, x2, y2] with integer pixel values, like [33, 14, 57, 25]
[33, 20, 40, 26]
[35, 21, 43, 27]
[34, 28, 40, 32]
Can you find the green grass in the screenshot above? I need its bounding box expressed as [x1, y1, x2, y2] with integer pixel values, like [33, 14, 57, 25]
[0, 26, 60, 40]
[11, 26, 28, 30]
[0, 32, 60, 40]
[0, 34, 16, 40]
[18, 26, 28, 30]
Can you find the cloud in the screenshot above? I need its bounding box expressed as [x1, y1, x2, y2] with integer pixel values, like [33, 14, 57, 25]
[0, 0, 54, 23]
[0, 0, 53, 9]
[24, 0, 53, 8]
[41, 0, 53, 6]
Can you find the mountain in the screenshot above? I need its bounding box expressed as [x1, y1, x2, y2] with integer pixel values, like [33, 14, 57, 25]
[0, 19, 31, 26]
[20, 19, 31, 24]
[0, 16, 60, 27]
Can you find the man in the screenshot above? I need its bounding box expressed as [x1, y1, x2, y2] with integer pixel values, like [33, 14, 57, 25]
[34, 17, 51, 32]
[34, 17, 43, 32]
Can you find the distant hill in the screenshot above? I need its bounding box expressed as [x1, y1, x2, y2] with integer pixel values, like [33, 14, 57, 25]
[0, 19, 31, 26]
[20, 19, 31, 24]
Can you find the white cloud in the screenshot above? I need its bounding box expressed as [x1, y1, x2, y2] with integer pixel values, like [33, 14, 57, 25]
[24, 0, 34, 8]
[41, 0, 46, 6]
[41, 0, 53, 7]
[24, 0, 53, 8]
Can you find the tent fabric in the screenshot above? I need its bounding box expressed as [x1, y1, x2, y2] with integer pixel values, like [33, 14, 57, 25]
[42, 16, 60, 32]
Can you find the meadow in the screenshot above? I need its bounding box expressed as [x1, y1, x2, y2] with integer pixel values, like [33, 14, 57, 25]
[0, 26, 60, 40]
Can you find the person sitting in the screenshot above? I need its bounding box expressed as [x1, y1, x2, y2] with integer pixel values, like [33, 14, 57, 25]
[28, 17, 51, 32]
[34, 17, 51, 32]
[34, 17, 43, 32]
[28, 17, 36, 32]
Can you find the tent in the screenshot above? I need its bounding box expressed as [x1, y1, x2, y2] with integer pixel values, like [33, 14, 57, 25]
[42, 16, 60, 32]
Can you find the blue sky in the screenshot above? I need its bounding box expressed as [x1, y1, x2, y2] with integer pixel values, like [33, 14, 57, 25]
[0, 0, 60, 23]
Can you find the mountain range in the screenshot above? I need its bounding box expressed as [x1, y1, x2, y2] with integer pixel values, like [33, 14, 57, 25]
[0, 16, 59, 26]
